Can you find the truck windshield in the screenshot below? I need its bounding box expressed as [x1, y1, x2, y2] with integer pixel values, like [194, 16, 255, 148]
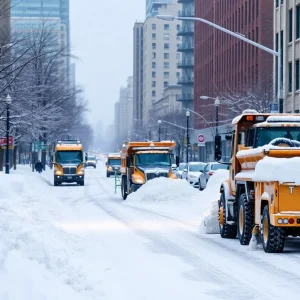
[136, 153, 171, 166]
[56, 151, 83, 164]
[108, 159, 121, 166]
[256, 127, 300, 147]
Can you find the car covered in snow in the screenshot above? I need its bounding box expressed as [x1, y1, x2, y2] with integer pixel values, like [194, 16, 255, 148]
[182, 162, 206, 189]
[203, 162, 229, 182]
[175, 163, 187, 179]
[85, 155, 97, 168]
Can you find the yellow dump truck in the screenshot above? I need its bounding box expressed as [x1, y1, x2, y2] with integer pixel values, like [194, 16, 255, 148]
[53, 140, 85, 186]
[106, 152, 121, 177]
[120, 141, 178, 200]
[216, 110, 300, 252]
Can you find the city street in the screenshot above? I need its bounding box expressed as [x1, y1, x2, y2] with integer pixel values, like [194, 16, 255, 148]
[1, 162, 300, 299]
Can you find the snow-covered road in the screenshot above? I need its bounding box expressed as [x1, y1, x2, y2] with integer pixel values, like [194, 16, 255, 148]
[1, 163, 300, 299]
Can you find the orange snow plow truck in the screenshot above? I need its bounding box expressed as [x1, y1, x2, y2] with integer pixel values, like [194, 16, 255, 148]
[120, 141, 178, 200]
[216, 110, 300, 253]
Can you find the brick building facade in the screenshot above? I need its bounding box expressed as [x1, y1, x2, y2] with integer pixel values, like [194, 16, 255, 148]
[194, 0, 274, 129]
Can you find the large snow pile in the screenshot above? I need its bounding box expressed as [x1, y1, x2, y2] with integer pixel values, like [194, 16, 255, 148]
[199, 170, 229, 234]
[0, 171, 100, 300]
[126, 177, 199, 203]
[253, 156, 300, 184]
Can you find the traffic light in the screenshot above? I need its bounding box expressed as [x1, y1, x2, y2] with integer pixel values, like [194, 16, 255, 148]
[215, 135, 222, 161]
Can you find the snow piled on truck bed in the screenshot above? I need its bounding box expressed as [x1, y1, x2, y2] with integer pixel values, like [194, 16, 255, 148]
[253, 156, 300, 184]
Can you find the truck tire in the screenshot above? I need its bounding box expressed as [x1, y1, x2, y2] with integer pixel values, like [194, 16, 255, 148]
[262, 205, 285, 253]
[106, 173, 109, 178]
[54, 181, 59, 186]
[237, 193, 254, 245]
[219, 193, 237, 239]
[121, 176, 127, 200]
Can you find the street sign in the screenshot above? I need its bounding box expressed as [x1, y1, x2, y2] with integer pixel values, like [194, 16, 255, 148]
[270, 103, 279, 113]
[198, 134, 205, 147]
[0, 136, 14, 147]
[32, 142, 48, 152]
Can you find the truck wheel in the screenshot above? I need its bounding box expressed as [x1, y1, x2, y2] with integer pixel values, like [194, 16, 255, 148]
[121, 176, 127, 200]
[54, 181, 59, 186]
[262, 205, 285, 253]
[106, 173, 109, 178]
[219, 193, 237, 239]
[237, 193, 254, 245]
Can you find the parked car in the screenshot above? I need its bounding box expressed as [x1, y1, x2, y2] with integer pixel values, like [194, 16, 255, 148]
[85, 155, 97, 168]
[175, 163, 187, 178]
[203, 162, 229, 182]
[182, 162, 206, 188]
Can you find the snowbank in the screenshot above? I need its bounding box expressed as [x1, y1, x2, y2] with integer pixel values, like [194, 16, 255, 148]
[199, 170, 229, 234]
[126, 177, 199, 203]
[253, 156, 300, 184]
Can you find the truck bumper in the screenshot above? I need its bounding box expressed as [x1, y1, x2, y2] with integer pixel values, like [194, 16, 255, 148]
[270, 214, 300, 226]
[131, 183, 142, 192]
[55, 175, 84, 183]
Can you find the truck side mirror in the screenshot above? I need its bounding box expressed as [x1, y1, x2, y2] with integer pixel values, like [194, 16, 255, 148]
[175, 156, 179, 167]
[126, 156, 131, 167]
[215, 135, 222, 161]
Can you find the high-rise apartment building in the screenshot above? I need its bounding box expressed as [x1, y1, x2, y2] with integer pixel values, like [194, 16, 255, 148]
[274, 0, 300, 113]
[177, 0, 194, 110]
[194, 0, 274, 129]
[143, 0, 182, 122]
[146, 0, 173, 16]
[114, 77, 134, 144]
[133, 21, 144, 126]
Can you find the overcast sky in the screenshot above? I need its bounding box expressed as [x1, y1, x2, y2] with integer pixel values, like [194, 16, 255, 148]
[70, 0, 145, 130]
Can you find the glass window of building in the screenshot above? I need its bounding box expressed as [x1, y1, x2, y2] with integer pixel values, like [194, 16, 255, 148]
[152, 71, 156, 78]
[152, 90, 156, 97]
[296, 5, 300, 39]
[164, 43, 169, 49]
[152, 81, 156, 88]
[152, 43, 156, 49]
[164, 62, 169, 69]
[164, 82, 169, 88]
[164, 53, 169, 59]
[296, 59, 300, 91]
[164, 33, 170, 40]
[152, 24, 156, 30]
[164, 24, 169, 30]
[152, 33, 156, 40]
[152, 62, 156, 68]
[164, 72, 169, 79]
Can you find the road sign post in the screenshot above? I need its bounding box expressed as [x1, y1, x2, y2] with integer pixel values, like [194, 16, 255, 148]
[197, 134, 205, 147]
[270, 103, 279, 113]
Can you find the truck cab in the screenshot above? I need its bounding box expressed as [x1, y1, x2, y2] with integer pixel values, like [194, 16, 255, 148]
[106, 153, 121, 177]
[120, 141, 178, 200]
[53, 140, 85, 186]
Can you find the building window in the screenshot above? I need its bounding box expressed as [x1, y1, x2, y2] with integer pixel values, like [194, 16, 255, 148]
[164, 24, 169, 30]
[289, 9, 293, 42]
[152, 62, 156, 68]
[152, 90, 156, 97]
[164, 72, 169, 79]
[152, 52, 156, 59]
[288, 62, 292, 92]
[296, 59, 300, 91]
[296, 5, 300, 39]
[152, 81, 156, 88]
[164, 82, 169, 88]
[164, 33, 170, 40]
[281, 0, 283, 5]
[164, 43, 169, 49]
[177, 24, 180, 31]
[152, 33, 156, 40]
[176, 53, 180, 59]
[164, 53, 169, 59]
[152, 43, 156, 50]
[152, 71, 156, 78]
[276, 0, 279, 8]
[176, 72, 180, 78]
[152, 24, 156, 30]
[164, 62, 169, 69]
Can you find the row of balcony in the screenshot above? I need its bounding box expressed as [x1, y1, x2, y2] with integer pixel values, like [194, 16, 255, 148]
[177, 76, 194, 85]
[177, 43, 194, 52]
[177, 93, 194, 102]
[178, 0, 194, 4]
[177, 59, 194, 68]
[177, 25, 194, 36]
[178, 10, 195, 18]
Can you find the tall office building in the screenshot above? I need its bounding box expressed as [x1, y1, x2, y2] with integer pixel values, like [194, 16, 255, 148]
[177, 0, 194, 110]
[194, 0, 274, 129]
[133, 21, 144, 126]
[143, 0, 182, 122]
[0, 0, 11, 43]
[11, 0, 70, 76]
[274, 0, 300, 113]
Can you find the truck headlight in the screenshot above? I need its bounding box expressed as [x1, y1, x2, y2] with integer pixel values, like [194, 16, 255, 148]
[133, 178, 144, 184]
[55, 170, 62, 175]
[78, 170, 84, 175]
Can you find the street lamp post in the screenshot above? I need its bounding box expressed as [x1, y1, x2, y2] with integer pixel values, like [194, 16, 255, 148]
[5, 94, 12, 174]
[157, 15, 281, 110]
[186, 110, 190, 163]
[157, 120, 162, 142]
